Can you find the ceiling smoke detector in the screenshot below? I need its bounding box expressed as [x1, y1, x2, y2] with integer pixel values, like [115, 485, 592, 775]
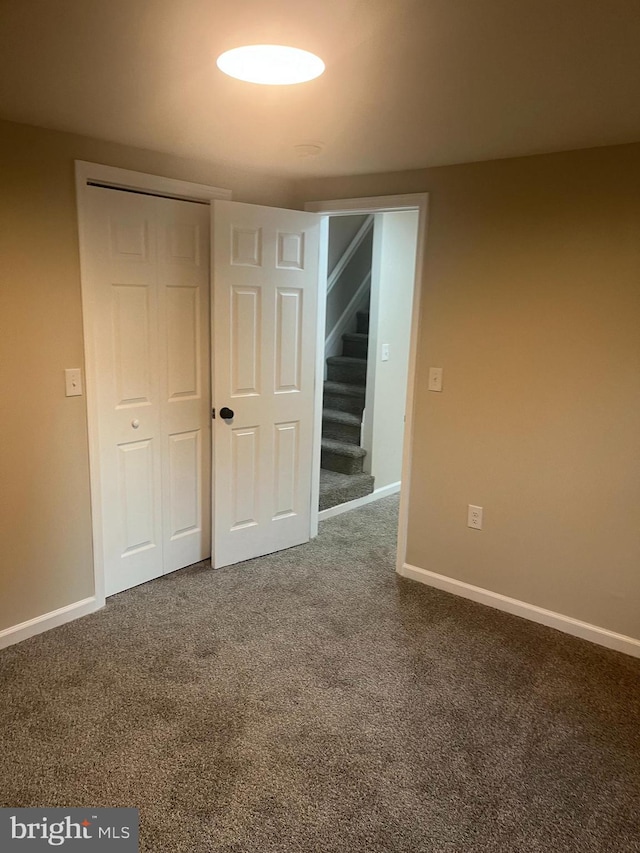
[294, 143, 324, 158]
[216, 45, 325, 85]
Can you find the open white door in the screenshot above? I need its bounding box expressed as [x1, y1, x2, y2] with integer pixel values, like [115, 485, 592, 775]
[212, 200, 321, 567]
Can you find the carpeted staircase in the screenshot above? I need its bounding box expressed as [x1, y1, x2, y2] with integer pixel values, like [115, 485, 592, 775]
[319, 311, 375, 510]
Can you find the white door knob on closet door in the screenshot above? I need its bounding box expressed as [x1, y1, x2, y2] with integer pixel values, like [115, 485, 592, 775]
[131, 419, 140, 429]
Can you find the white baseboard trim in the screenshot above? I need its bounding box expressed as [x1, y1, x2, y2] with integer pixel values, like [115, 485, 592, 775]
[0, 596, 103, 650]
[319, 481, 401, 522]
[398, 563, 640, 660]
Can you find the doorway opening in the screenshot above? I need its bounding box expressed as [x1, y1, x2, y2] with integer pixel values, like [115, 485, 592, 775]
[315, 208, 421, 519]
[319, 213, 374, 510]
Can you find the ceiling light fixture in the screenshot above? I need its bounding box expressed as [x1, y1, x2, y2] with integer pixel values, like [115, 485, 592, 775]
[216, 45, 325, 85]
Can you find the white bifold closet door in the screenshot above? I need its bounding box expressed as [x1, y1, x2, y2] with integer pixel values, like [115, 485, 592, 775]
[84, 185, 211, 596]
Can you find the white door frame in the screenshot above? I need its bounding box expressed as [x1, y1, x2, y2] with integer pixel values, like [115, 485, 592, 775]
[305, 194, 429, 572]
[75, 160, 231, 607]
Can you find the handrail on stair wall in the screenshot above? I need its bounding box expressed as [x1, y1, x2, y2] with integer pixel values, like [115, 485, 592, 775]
[325, 215, 374, 364]
[324, 271, 371, 365]
[326, 214, 374, 295]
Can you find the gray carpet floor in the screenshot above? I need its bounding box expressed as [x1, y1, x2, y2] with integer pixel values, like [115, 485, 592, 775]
[1, 496, 639, 852]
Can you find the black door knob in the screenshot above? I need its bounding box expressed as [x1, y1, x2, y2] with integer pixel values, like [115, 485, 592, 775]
[220, 407, 234, 419]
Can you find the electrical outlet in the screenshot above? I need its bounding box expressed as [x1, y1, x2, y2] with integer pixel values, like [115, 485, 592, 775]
[467, 505, 483, 530]
[428, 367, 443, 391]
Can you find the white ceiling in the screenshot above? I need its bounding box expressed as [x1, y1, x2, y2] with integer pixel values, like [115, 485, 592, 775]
[1, 0, 639, 178]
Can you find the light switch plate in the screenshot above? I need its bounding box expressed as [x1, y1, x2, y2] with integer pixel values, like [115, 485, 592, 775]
[65, 368, 83, 397]
[381, 343, 390, 362]
[428, 367, 443, 391]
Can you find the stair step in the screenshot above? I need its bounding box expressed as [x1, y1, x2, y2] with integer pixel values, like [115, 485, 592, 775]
[319, 469, 375, 511]
[322, 408, 361, 445]
[323, 381, 365, 399]
[323, 381, 366, 416]
[322, 408, 361, 426]
[321, 438, 366, 475]
[342, 332, 368, 359]
[321, 438, 366, 458]
[356, 311, 370, 334]
[326, 355, 367, 385]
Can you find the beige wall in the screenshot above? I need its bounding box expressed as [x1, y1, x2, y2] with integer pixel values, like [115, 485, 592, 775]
[296, 142, 640, 640]
[0, 119, 295, 633]
[2, 117, 639, 646]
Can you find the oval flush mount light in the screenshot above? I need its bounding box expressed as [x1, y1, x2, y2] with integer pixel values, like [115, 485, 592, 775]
[217, 45, 325, 85]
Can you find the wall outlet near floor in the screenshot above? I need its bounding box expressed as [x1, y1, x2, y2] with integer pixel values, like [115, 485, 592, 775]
[467, 505, 483, 530]
[428, 367, 443, 391]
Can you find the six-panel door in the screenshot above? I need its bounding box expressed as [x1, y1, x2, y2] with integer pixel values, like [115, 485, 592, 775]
[212, 201, 320, 567]
[85, 186, 210, 596]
